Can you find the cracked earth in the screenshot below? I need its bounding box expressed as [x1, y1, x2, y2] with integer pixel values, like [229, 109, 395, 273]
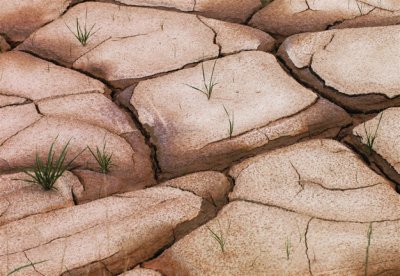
[1, 0, 400, 275]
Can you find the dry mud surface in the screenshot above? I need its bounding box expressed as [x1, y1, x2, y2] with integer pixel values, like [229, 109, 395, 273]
[1, 1, 400, 275]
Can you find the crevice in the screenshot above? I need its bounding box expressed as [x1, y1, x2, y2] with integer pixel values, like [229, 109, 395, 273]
[70, 36, 112, 64]
[199, 96, 319, 150]
[0, 198, 11, 218]
[0, 99, 31, 108]
[325, 1, 381, 30]
[230, 198, 400, 224]
[277, 45, 400, 114]
[23, 251, 45, 276]
[33, 102, 44, 116]
[0, 116, 42, 148]
[343, 134, 400, 193]
[72, 28, 162, 66]
[114, 86, 161, 181]
[196, 16, 222, 56]
[34, 91, 104, 104]
[301, 180, 383, 192]
[305, 218, 313, 276]
[244, 0, 274, 25]
[18, 48, 114, 96]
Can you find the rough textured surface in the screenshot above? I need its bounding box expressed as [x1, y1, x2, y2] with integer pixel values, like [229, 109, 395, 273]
[163, 171, 231, 207]
[2, 1, 400, 274]
[278, 25, 400, 112]
[0, 104, 41, 145]
[229, 139, 400, 222]
[146, 140, 400, 275]
[353, 108, 400, 179]
[194, 0, 261, 23]
[19, 2, 216, 86]
[0, 51, 154, 203]
[307, 219, 400, 275]
[199, 17, 275, 54]
[132, 51, 351, 178]
[0, 171, 80, 226]
[19, 2, 273, 88]
[0, 36, 10, 52]
[146, 201, 311, 275]
[0, 51, 106, 101]
[0, 116, 154, 200]
[250, 0, 400, 37]
[117, 0, 261, 22]
[0, 95, 26, 108]
[117, 0, 193, 11]
[0, 186, 204, 275]
[0, 0, 72, 42]
[38, 93, 135, 135]
[121, 267, 162, 276]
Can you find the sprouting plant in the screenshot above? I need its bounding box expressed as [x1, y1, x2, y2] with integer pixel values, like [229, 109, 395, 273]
[7, 260, 47, 275]
[223, 105, 234, 139]
[87, 140, 114, 174]
[297, 223, 302, 243]
[365, 223, 373, 276]
[19, 139, 84, 191]
[65, 9, 99, 46]
[206, 220, 230, 253]
[363, 113, 383, 154]
[185, 59, 218, 100]
[285, 237, 292, 260]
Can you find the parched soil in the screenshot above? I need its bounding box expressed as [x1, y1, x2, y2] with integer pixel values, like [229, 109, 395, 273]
[1, 1, 400, 275]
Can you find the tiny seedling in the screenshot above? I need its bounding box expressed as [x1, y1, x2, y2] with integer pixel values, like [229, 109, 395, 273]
[19, 139, 84, 191]
[363, 113, 383, 154]
[297, 223, 302, 243]
[285, 237, 292, 260]
[186, 60, 218, 100]
[7, 260, 47, 275]
[206, 220, 230, 253]
[65, 9, 99, 46]
[365, 223, 373, 276]
[223, 105, 234, 139]
[87, 140, 114, 174]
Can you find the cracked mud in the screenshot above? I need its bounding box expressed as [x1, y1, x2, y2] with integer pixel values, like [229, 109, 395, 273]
[1, 1, 400, 275]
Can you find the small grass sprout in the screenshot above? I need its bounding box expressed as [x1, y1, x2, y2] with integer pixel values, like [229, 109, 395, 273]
[186, 59, 218, 100]
[365, 223, 373, 276]
[207, 220, 230, 253]
[7, 260, 47, 275]
[363, 112, 383, 154]
[285, 237, 292, 260]
[223, 105, 234, 139]
[65, 9, 99, 46]
[88, 140, 114, 174]
[19, 139, 84, 191]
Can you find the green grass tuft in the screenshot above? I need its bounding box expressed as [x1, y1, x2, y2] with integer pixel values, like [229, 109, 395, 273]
[87, 140, 114, 174]
[19, 139, 84, 191]
[365, 223, 373, 276]
[285, 237, 292, 260]
[223, 105, 234, 139]
[363, 113, 383, 155]
[186, 59, 218, 100]
[207, 220, 230, 253]
[65, 9, 99, 46]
